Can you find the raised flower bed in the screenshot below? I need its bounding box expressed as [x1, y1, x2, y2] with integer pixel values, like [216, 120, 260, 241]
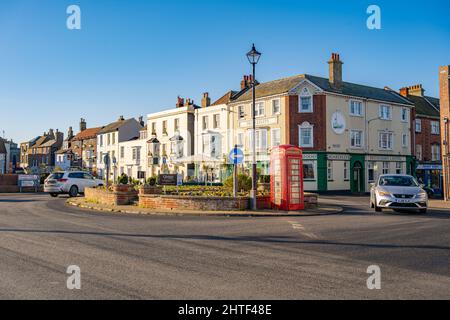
[85, 185, 138, 206]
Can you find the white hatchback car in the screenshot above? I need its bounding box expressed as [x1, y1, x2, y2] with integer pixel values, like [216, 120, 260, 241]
[370, 174, 428, 214]
[44, 171, 104, 197]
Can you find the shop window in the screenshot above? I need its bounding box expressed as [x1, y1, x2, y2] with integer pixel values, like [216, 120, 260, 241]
[344, 161, 350, 180]
[303, 161, 315, 180]
[327, 161, 333, 181]
[368, 162, 375, 182]
[395, 162, 402, 174]
[382, 162, 389, 175]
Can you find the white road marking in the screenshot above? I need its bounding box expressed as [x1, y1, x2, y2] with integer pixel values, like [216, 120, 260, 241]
[287, 221, 318, 239]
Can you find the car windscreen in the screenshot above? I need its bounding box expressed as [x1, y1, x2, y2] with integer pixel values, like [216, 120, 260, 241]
[379, 176, 418, 187]
[48, 173, 65, 180]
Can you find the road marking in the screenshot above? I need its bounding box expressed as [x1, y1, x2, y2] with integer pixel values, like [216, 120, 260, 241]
[287, 221, 319, 239]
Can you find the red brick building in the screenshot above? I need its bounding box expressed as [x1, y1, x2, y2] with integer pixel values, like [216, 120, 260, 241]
[399, 84, 441, 190]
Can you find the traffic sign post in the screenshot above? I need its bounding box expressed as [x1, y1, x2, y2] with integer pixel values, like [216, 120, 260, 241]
[229, 147, 244, 198]
[104, 154, 110, 187]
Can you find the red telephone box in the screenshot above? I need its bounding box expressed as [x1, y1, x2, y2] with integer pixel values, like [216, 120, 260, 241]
[270, 145, 304, 211]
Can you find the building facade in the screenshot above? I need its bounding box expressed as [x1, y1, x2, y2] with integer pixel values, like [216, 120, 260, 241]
[440, 65, 450, 200]
[118, 126, 148, 181]
[399, 84, 441, 190]
[71, 119, 103, 174]
[26, 129, 64, 173]
[193, 93, 234, 182]
[97, 116, 143, 180]
[146, 98, 197, 179]
[0, 139, 7, 174]
[226, 53, 414, 193]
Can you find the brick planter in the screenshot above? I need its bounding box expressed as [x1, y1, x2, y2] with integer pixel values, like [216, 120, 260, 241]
[304, 193, 318, 208]
[139, 195, 249, 211]
[85, 185, 138, 206]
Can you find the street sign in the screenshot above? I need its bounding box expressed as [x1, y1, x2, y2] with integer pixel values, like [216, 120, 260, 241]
[104, 154, 110, 166]
[177, 174, 183, 186]
[158, 174, 177, 186]
[228, 147, 244, 165]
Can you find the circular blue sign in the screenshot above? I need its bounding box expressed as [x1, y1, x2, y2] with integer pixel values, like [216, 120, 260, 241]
[229, 147, 244, 165]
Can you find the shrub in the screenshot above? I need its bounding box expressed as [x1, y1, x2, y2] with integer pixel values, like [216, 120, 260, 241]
[117, 173, 129, 185]
[146, 177, 157, 186]
[223, 174, 252, 192]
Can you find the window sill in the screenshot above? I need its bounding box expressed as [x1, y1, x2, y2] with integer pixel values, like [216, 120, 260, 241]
[350, 114, 364, 118]
[298, 110, 313, 113]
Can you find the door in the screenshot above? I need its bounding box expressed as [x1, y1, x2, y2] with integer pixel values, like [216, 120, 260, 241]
[352, 162, 363, 193]
[83, 173, 97, 188]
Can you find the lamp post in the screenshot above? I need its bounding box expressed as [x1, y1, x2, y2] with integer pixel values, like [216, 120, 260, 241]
[246, 44, 261, 210]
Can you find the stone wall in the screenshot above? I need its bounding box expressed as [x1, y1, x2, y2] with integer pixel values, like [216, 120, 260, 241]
[85, 185, 138, 206]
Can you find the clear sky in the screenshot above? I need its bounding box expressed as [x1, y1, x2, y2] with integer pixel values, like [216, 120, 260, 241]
[0, 0, 449, 143]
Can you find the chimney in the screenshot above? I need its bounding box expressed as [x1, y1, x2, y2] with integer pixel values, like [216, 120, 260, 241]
[80, 118, 87, 132]
[67, 127, 74, 140]
[201, 92, 211, 108]
[240, 75, 252, 90]
[408, 84, 425, 97]
[399, 87, 410, 97]
[48, 129, 55, 138]
[328, 53, 344, 90]
[118, 115, 125, 121]
[138, 116, 144, 127]
[176, 96, 185, 108]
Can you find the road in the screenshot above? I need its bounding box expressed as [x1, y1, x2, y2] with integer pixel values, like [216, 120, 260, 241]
[0, 193, 450, 299]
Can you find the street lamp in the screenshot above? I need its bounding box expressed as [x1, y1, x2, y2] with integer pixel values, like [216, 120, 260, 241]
[246, 44, 262, 210]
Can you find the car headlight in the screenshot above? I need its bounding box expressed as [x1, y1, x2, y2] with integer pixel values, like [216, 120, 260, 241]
[417, 190, 428, 198]
[378, 190, 392, 197]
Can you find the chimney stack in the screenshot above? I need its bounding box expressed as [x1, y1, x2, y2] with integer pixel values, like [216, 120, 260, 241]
[399, 87, 410, 97]
[201, 92, 211, 108]
[138, 116, 145, 127]
[118, 115, 125, 121]
[176, 96, 185, 108]
[328, 53, 343, 90]
[408, 84, 425, 97]
[68, 127, 74, 140]
[240, 75, 252, 90]
[48, 129, 54, 138]
[80, 118, 87, 132]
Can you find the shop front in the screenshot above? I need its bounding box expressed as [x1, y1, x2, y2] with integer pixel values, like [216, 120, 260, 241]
[416, 163, 443, 191]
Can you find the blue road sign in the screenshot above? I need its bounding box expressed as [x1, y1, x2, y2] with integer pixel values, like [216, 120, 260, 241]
[229, 147, 244, 165]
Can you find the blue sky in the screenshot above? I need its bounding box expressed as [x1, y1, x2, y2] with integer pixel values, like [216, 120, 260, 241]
[0, 0, 449, 143]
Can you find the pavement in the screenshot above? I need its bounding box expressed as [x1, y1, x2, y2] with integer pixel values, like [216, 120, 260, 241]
[66, 197, 342, 217]
[0, 193, 450, 299]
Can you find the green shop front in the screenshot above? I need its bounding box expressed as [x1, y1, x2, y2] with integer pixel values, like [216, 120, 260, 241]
[302, 152, 415, 193]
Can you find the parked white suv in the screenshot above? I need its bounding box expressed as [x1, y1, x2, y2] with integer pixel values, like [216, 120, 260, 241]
[44, 171, 104, 197]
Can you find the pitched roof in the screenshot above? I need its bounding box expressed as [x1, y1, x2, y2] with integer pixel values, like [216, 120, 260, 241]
[40, 139, 58, 148]
[211, 91, 238, 106]
[407, 95, 440, 118]
[0, 139, 6, 154]
[98, 118, 135, 134]
[232, 74, 413, 105]
[72, 127, 103, 141]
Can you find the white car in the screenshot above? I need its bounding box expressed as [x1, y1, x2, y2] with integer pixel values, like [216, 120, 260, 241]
[44, 171, 104, 197]
[370, 174, 428, 214]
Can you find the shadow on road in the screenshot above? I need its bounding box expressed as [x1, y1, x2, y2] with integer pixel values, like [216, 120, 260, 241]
[0, 228, 449, 251]
[0, 199, 44, 203]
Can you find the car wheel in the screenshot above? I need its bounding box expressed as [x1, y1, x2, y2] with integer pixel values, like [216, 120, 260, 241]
[50, 193, 58, 198]
[374, 197, 382, 212]
[69, 185, 79, 198]
[419, 208, 428, 214]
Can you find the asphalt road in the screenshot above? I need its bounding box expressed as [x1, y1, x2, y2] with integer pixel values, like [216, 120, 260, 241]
[1, 193, 450, 299]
